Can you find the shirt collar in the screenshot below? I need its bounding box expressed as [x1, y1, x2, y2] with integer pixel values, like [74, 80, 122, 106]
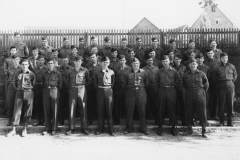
[48, 69, 56, 73]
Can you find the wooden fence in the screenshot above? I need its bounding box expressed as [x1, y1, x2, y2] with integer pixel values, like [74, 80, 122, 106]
[0, 28, 239, 51]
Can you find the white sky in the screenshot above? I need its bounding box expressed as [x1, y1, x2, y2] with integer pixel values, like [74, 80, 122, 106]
[0, 0, 239, 30]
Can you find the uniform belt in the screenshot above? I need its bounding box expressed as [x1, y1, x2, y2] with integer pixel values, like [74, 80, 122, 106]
[46, 86, 57, 89]
[9, 81, 13, 83]
[149, 84, 156, 86]
[218, 80, 232, 83]
[71, 85, 85, 88]
[160, 85, 174, 88]
[36, 82, 42, 84]
[128, 86, 143, 89]
[187, 87, 201, 90]
[98, 86, 111, 89]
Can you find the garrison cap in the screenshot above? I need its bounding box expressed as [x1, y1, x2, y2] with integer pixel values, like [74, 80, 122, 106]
[151, 37, 158, 41]
[148, 48, 154, 53]
[209, 39, 216, 43]
[220, 52, 228, 58]
[14, 32, 20, 37]
[169, 39, 175, 43]
[189, 39, 195, 43]
[111, 48, 117, 52]
[118, 55, 125, 60]
[101, 56, 110, 62]
[37, 55, 45, 60]
[47, 58, 54, 63]
[71, 45, 77, 50]
[79, 37, 84, 41]
[10, 46, 17, 51]
[195, 53, 204, 59]
[189, 58, 197, 63]
[175, 54, 182, 59]
[146, 55, 153, 60]
[89, 51, 96, 56]
[161, 55, 169, 61]
[121, 37, 127, 41]
[20, 58, 29, 64]
[42, 36, 47, 41]
[11, 54, 19, 59]
[63, 37, 68, 41]
[73, 56, 83, 61]
[31, 46, 38, 51]
[91, 36, 96, 40]
[206, 48, 212, 52]
[132, 58, 139, 63]
[52, 48, 58, 52]
[128, 48, 134, 53]
[136, 37, 141, 41]
[104, 37, 110, 42]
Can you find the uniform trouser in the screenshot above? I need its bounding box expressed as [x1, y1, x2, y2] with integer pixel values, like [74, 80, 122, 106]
[69, 86, 87, 130]
[97, 88, 113, 132]
[176, 83, 186, 123]
[125, 88, 147, 132]
[4, 79, 9, 111]
[185, 88, 208, 128]
[33, 84, 44, 121]
[43, 88, 59, 131]
[113, 83, 126, 122]
[217, 81, 234, 122]
[87, 83, 97, 120]
[59, 87, 69, 123]
[157, 87, 177, 127]
[208, 84, 218, 118]
[11, 90, 34, 125]
[7, 83, 16, 121]
[146, 85, 158, 121]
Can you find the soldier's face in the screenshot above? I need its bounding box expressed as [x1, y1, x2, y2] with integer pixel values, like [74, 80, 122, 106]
[189, 42, 195, 49]
[207, 51, 214, 59]
[10, 48, 17, 56]
[152, 40, 158, 46]
[74, 60, 82, 67]
[38, 58, 45, 66]
[121, 41, 128, 47]
[90, 54, 97, 62]
[162, 59, 170, 68]
[220, 56, 228, 64]
[189, 62, 198, 71]
[168, 52, 174, 60]
[174, 57, 181, 66]
[62, 58, 69, 66]
[47, 61, 54, 70]
[63, 40, 69, 46]
[147, 58, 153, 66]
[15, 35, 21, 43]
[71, 48, 78, 56]
[111, 51, 118, 58]
[32, 49, 39, 58]
[91, 47, 98, 54]
[136, 39, 142, 46]
[79, 40, 85, 45]
[101, 60, 110, 68]
[104, 41, 111, 47]
[197, 57, 204, 65]
[210, 41, 217, 48]
[42, 40, 48, 46]
[120, 58, 126, 66]
[132, 62, 140, 70]
[129, 51, 135, 58]
[189, 52, 196, 58]
[13, 57, 20, 66]
[53, 51, 58, 58]
[148, 51, 156, 58]
[21, 61, 29, 71]
[91, 39, 97, 46]
[169, 42, 176, 49]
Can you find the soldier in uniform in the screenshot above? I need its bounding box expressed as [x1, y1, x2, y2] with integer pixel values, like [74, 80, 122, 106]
[88, 36, 101, 56]
[183, 58, 209, 138]
[69, 45, 79, 67]
[126, 49, 136, 68]
[32, 55, 47, 126]
[166, 50, 175, 67]
[118, 38, 129, 60]
[28, 47, 39, 71]
[156, 55, 179, 136]
[142, 55, 159, 124]
[42, 58, 62, 135]
[149, 37, 163, 61]
[209, 39, 222, 61]
[213, 52, 237, 127]
[58, 37, 71, 58]
[113, 55, 132, 125]
[109, 48, 120, 70]
[7, 59, 35, 137]
[183, 49, 197, 70]
[164, 39, 181, 56]
[141, 48, 162, 68]
[173, 54, 187, 126]
[39, 37, 53, 61]
[124, 58, 149, 135]
[52, 48, 63, 68]
[57, 55, 73, 125]
[9, 32, 29, 57]
[6, 55, 21, 125]
[78, 37, 89, 63]
[65, 56, 91, 135]
[182, 39, 201, 63]
[204, 48, 219, 119]
[98, 37, 112, 57]
[134, 37, 145, 63]
[94, 56, 115, 136]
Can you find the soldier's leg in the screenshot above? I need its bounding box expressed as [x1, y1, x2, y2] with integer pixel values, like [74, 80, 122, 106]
[50, 88, 59, 131]
[178, 86, 186, 125]
[104, 88, 114, 133]
[59, 88, 69, 124]
[7, 83, 16, 122]
[4, 80, 9, 111]
[195, 89, 208, 128]
[226, 82, 234, 125]
[33, 85, 44, 125]
[113, 85, 121, 124]
[96, 88, 105, 132]
[217, 82, 227, 124]
[167, 88, 177, 127]
[69, 88, 77, 130]
[125, 89, 136, 132]
[185, 90, 195, 126]
[43, 88, 51, 132]
[78, 86, 87, 129]
[22, 91, 34, 125]
[136, 88, 147, 132]
[150, 87, 158, 124]
[11, 91, 23, 126]
[158, 88, 167, 128]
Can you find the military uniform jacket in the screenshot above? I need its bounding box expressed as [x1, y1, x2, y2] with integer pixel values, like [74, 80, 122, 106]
[109, 57, 121, 71]
[142, 65, 159, 85]
[114, 65, 132, 85]
[134, 46, 145, 62]
[58, 45, 71, 58]
[28, 56, 39, 70]
[7, 65, 22, 82]
[57, 65, 74, 89]
[4, 57, 14, 75]
[197, 64, 209, 79]
[182, 48, 201, 62]
[13, 69, 36, 91]
[99, 46, 112, 57]
[93, 68, 115, 90]
[204, 57, 219, 83]
[39, 45, 53, 60]
[156, 67, 179, 88]
[213, 62, 237, 83]
[124, 69, 149, 89]
[9, 42, 29, 57]
[33, 65, 48, 84]
[42, 69, 63, 89]
[149, 46, 163, 61]
[78, 46, 89, 62]
[173, 64, 186, 82]
[67, 66, 91, 87]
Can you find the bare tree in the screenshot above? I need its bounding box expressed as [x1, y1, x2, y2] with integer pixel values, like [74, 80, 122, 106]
[199, 0, 218, 8]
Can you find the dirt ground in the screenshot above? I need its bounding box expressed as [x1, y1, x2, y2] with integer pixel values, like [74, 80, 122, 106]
[0, 130, 239, 160]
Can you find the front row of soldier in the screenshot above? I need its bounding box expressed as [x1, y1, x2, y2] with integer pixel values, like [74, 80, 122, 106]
[6, 49, 237, 139]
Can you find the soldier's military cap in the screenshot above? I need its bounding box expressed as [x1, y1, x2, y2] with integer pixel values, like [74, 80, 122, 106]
[132, 58, 139, 63]
[89, 51, 96, 56]
[11, 54, 19, 59]
[136, 37, 141, 41]
[111, 48, 117, 52]
[189, 58, 197, 63]
[37, 55, 45, 60]
[209, 39, 216, 43]
[31, 46, 38, 51]
[175, 54, 182, 59]
[189, 39, 195, 43]
[14, 32, 20, 37]
[161, 55, 169, 61]
[104, 37, 110, 42]
[220, 52, 228, 58]
[101, 56, 110, 62]
[10, 46, 17, 51]
[52, 48, 58, 52]
[73, 56, 83, 61]
[20, 58, 29, 64]
[91, 36, 96, 40]
[79, 37, 84, 41]
[151, 37, 158, 41]
[205, 48, 212, 52]
[42, 37, 47, 41]
[195, 53, 204, 59]
[71, 45, 77, 50]
[61, 55, 69, 59]
[169, 39, 175, 43]
[148, 48, 154, 53]
[146, 55, 153, 60]
[119, 55, 125, 60]
[122, 37, 127, 41]
[47, 58, 54, 63]
[128, 48, 134, 53]
[63, 37, 68, 41]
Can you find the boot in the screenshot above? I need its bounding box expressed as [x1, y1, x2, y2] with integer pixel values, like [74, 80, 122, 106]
[202, 128, 207, 138]
[171, 126, 177, 136]
[227, 116, 234, 127]
[187, 126, 193, 135]
[218, 118, 224, 127]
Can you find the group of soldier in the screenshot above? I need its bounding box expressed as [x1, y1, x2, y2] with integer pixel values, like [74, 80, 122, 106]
[3, 32, 237, 138]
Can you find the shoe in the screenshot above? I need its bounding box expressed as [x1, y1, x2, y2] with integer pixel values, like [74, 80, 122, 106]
[94, 131, 103, 135]
[218, 119, 224, 127]
[7, 130, 16, 137]
[157, 128, 163, 136]
[42, 131, 51, 136]
[7, 121, 11, 126]
[33, 121, 42, 126]
[22, 129, 27, 137]
[65, 130, 73, 136]
[109, 131, 115, 136]
[140, 130, 150, 135]
[171, 128, 177, 136]
[82, 129, 89, 135]
[186, 128, 193, 135]
[123, 130, 132, 134]
[202, 129, 207, 138]
[52, 131, 57, 135]
[227, 122, 234, 127]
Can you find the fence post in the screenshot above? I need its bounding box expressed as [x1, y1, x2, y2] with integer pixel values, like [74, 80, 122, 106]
[84, 31, 88, 47]
[160, 29, 164, 47]
[238, 30, 240, 47]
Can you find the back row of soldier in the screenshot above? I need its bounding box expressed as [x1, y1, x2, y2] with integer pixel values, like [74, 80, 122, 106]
[4, 32, 237, 138]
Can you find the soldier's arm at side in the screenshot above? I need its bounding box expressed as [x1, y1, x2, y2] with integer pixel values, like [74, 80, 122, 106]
[32, 72, 36, 86]
[182, 73, 187, 90]
[232, 65, 237, 82]
[3, 60, 8, 75]
[111, 71, 115, 88]
[85, 69, 91, 87]
[24, 44, 29, 57]
[174, 70, 180, 89]
[13, 72, 17, 90]
[93, 72, 98, 91]
[202, 72, 209, 91]
[58, 72, 63, 90]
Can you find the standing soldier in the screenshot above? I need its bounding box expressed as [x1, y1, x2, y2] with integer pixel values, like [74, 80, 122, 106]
[42, 58, 62, 135]
[204, 48, 219, 120]
[9, 32, 29, 57]
[69, 45, 79, 67]
[134, 37, 145, 63]
[58, 37, 71, 58]
[209, 39, 222, 61]
[57, 55, 73, 125]
[173, 54, 187, 126]
[142, 55, 159, 124]
[124, 58, 149, 135]
[65, 56, 91, 135]
[164, 39, 181, 56]
[167, 50, 175, 67]
[141, 49, 162, 68]
[78, 37, 89, 63]
[109, 48, 120, 70]
[183, 39, 201, 63]
[88, 36, 101, 56]
[183, 58, 209, 138]
[39, 37, 53, 61]
[126, 49, 136, 68]
[213, 52, 237, 127]
[32, 55, 47, 126]
[99, 37, 112, 57]
[118, 38, 129, 60]
[150, 37, 163, 61]
[7, 59, 35, 137]
[52, 49, 63, 68]
[183, 49, 197, 70]
[6, 55, 21, 126]
[28, 47, 39, 71]
[94, 56, 115, 136]
[156, 55, 179, 136]
[113, 55, 132, 125]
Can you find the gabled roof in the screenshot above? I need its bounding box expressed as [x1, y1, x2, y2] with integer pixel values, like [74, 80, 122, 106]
[131, 17, 159, 30]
